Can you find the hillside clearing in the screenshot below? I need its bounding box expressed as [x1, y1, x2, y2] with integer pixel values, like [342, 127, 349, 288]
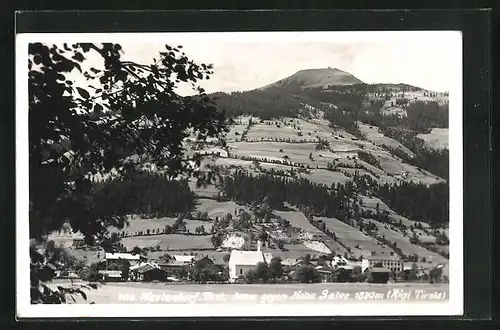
[316, 217, 393, 258]
[417, 128, 449, 150]
[195, 198, 245, 219]
[358, 123, 415, 157]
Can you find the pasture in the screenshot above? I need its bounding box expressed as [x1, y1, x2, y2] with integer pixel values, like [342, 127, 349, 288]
[316, 217, 393, 258]
[108, 216, 177, 236]
[417, 128, 449, 150]
[304, 169, 352, 186]
[121, 234, 213, 251]
[187, 180, 220, 198]
[246, 123, 317, 143]
[274, 211, 321, 234]
[358, 123, 415, 157]
[195, 198, 245, 219]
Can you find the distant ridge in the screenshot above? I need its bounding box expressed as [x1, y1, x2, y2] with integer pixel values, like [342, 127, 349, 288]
[259, 67, 364, 90]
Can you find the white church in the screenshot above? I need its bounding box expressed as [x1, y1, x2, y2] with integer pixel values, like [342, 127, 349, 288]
[228, 240, 272, 281]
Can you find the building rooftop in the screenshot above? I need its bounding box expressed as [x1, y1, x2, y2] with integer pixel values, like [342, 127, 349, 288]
[194, 254, 227, 266]
[159, 260, 189, 267]
[98, 270, 122, 277]
[172, 255, 195, 263]
[281, 258, 301, 267]
[105, 253, 141, 260]
[130, 262, 159, 271]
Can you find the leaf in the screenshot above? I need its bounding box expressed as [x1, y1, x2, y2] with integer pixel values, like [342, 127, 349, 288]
[77, 289, 87, 300]
[33, 55, 42, 65]
[88, 283, 98, 289]
[94, 104, 103, 113]
[72, 52, 85, 62]
[76, 87, 90, 99]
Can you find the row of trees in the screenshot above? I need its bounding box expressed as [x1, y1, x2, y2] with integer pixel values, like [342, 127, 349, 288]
[223, 170, 448, 228]
[377, 181, 449, 228]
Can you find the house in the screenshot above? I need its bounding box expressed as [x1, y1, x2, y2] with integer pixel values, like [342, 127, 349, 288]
[315, 266, 336, 282]
[133, 264, 167, 282]
[104, 252, 142, 266]
[365, 267, 391, 283]
[361, 253, 403, 273]
[98, 270, 123, 282]
[129, 262, 160, 281]
[281, 258, 302, 271]
[193, 254, 228, 270]
[172, 255, 196, 264]
[159, 260, 189, 279]
[263, 252, 274, 264]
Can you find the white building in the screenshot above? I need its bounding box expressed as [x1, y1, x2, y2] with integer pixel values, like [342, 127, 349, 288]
[228, 240, 271, 281]
[361, 253, 404, 273]
[46, 224, 85, 248]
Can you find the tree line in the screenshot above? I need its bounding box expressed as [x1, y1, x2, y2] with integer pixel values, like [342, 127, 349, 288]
[92, 172, 195, 219]
[210, 90, 305, 120]
[223, 170, 448, 228]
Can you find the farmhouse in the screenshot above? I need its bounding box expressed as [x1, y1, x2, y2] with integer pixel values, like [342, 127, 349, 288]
[159, 260, 189, 279]
[361, 253, 403, 273]
[172, 255, 196, 264]
[281, 258, 302, 271]
[131, 264, 167, 282]
[193, 254, 227, 270]
[365, 267, 391, 283]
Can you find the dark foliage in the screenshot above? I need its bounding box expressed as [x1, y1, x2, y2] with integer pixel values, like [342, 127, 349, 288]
[377, 181, 449, 227]
[222, 171, 357, 222]
[29, 42, 227, 303]
[357, 151, 381, 169]
[92, 172, 195, 219]
[29, 42, 227, 241]
[211, 90, 304, 120]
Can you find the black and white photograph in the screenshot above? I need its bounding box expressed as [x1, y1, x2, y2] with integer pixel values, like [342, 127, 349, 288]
[16, 31, 463, 317]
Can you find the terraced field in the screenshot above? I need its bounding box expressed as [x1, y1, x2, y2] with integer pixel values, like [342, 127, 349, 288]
[358, 123, 415, 157]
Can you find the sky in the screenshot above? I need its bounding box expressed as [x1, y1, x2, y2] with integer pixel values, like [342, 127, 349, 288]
[25, 31, 462, 95]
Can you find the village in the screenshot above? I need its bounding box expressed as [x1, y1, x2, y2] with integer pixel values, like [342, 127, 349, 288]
[46, 227, 445, 286]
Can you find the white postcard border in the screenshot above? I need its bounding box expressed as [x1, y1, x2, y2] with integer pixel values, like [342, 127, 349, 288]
[15, 31, 463, 318]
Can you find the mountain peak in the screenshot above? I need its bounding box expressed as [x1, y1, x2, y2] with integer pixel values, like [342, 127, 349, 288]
[260, 67, 364, 90]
